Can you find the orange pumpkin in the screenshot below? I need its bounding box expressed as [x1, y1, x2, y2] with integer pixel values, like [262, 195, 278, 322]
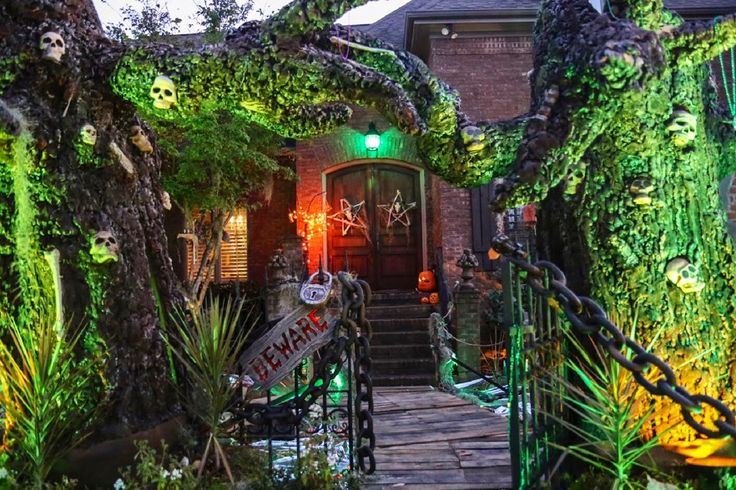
[420, 296, 430, 304]
[417, 270, 436, 292]
[429, 292, 440, 304]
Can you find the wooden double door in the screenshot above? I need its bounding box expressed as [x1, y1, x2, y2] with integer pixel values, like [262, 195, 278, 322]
[327, 164, 423, 290]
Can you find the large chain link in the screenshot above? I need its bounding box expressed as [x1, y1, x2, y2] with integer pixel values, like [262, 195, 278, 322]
[491, 234, 736, 440]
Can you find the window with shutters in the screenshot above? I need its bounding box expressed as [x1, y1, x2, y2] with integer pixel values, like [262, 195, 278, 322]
[186, 209, 248, 283]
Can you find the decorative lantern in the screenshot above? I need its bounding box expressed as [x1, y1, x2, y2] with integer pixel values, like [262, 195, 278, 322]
[365, 122, 380, 151]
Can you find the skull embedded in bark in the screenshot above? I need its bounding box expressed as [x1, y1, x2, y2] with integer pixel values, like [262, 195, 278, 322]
[149, 76, 177, 110]
[79, 124, 97, 146]
[39, 32, 65, 63]
[666, 110, 697, 147]
[461, 126, 486, 152]
[129, 125, 153, 153]
[629, 178, 654, 205]
[90, 231, 119, 264]
[665, 257, 705, 293]
[161, 191, 172, 210]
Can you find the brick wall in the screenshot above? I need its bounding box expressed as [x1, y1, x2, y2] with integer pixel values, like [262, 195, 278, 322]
[247, 157, 297, 283]
[427, 35, 534, 283]
[295, 107, 424, 272]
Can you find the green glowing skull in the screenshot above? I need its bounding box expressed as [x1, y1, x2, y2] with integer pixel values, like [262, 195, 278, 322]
[90, 231, 119, 264]
[666, 110, 697, 147]
[665, 257, 705, 293]
[461, 126, 486, 152]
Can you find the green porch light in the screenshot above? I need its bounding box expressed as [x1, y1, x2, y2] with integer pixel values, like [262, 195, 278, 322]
[365, 122, 381, 151]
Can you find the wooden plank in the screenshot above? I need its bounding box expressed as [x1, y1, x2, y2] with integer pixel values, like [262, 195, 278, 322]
[363, 483, 508, 490]
[452, 441, 510, 450]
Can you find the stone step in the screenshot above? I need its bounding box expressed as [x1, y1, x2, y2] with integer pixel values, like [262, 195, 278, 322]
[371, 343, 433, 359]
[370, 331, 429, 346]
[370, 289, 425, 305]
[366, 304, 434, 320]
[369, 318, 428, 333]
[372, 358, 435, 375]
[371, 373, 435, 387]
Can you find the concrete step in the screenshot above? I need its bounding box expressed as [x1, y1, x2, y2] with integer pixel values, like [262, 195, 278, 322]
[369, 318, 428, 334]
[370, 289, 424, 305]
[366, 304, 435, 320]
[372, 373, 435, 386]
[370, 331, 429, 346]
[371, 344, 433, 359]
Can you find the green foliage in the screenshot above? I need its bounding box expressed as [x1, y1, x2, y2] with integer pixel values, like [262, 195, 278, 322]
[165, 296, 255, 435]
[104, 0, 182, 41]
[117, 441, 198, 490]
[154, 110, 292, 214]
[544, 328, 668, 489]
[196, 0, 254, 44]
[0, 311, 105, 488]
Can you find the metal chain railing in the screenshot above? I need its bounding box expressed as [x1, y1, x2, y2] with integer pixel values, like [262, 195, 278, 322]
[491, 234, 736, 440]
[234, 271, 376, 473]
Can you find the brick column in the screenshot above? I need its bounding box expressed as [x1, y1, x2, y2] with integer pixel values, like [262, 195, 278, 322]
[454, 250, 481, 382]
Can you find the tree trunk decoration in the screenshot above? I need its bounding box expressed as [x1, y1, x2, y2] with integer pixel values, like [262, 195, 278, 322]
[2, 0, 736, 450]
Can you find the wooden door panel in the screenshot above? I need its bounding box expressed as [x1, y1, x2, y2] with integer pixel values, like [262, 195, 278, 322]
[327, 164, 422, 290]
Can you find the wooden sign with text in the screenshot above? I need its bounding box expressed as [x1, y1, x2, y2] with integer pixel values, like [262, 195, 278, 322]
[239, 304, 337, 390]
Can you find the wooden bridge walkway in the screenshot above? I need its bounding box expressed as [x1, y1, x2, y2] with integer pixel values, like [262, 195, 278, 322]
[362, 385, 512, 489]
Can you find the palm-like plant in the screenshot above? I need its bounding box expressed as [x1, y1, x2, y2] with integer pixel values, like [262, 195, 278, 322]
[0, 312, 99, 489]
[164, 296, 255, 483]
[545, 327, 671, 489]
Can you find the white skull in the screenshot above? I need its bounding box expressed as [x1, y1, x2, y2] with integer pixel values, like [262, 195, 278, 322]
[161, 191, 172, 210]
[666, 110, 697, 147]
[39, 31, 65, 63]
[129, 125, 153, 153]
[79, 124, 97, 146]
[665, 257, 704, 293]
[149, 76, 177, 110]
[90, 231, 119, 264]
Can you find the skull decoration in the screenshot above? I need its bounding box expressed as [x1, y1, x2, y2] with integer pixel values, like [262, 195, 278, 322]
[665, 257, 705, 293]
[39, 31, 65, 63]
[461, 126, 486, 152]
[149, 76, 177, 110]
[79, 124, 97, 146]
[629, 177, 654, 205]
[90, 231, 119, 264]
[129, 125, 153, 153]
[161, 191, 172, 210]
[666, 110, 697, 147]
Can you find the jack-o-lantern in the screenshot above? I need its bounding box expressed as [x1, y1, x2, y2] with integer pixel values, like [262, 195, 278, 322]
[420, 296, 430, 304]
[429, 292, 440, 304]
[417, 270, 436, 292]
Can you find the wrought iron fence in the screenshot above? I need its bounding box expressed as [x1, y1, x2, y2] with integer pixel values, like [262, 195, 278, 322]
[502, 251, 567, 489]
[229, 273, 375, 482]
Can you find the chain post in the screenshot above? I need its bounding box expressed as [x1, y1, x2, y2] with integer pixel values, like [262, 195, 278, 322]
[491, 234, 736, 443]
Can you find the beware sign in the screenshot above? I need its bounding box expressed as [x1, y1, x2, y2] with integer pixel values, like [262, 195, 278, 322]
[239, 304, 337, 390]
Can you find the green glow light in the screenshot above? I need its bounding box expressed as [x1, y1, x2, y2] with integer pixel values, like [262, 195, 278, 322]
[365, 122, 380, 151]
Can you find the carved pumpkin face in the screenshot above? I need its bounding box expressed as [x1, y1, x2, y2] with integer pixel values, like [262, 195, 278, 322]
[418, 270, 436, 292]
[420, 296, 430, 304]
[429, 292, 440, 304]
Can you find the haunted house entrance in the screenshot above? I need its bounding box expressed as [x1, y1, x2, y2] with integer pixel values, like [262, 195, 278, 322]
[326, 163, 423, 290]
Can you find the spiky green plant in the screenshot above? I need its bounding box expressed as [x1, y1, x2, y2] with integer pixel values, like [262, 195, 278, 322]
[543, 326, 674, 490]
[165, 296, 256, 482]
[0, 312, 100, 489]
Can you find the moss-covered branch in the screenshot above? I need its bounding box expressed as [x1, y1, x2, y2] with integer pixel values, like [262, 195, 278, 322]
[664, 14, 736, 69]
[260, 0, 371, 42]
[607, 0, 665, 29]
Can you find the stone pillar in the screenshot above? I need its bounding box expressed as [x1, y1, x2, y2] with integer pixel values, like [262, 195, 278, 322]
[454, 249, 481, 382]
[265, 248, 301, 322]
[281, 234, 307, 281]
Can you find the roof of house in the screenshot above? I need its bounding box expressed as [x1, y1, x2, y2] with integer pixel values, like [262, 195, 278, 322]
[358, 0, 736, 48]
